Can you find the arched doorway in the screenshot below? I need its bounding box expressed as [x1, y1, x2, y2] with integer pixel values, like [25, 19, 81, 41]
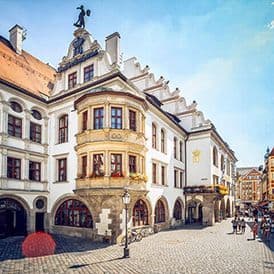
[226, 198, 231, 217]
[214, 201, 220, 222]
[198, 204, 203, 223]
[173, 200, 183, 221]
[132, 199, 149, 226]
[220, 199, 225, 221]
[0, 198, 27, 238]
[187, 200, 197, 224]
[154, 200, 166, 224]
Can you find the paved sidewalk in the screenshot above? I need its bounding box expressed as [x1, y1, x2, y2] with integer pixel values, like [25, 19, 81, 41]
[0, 218, 273, 274]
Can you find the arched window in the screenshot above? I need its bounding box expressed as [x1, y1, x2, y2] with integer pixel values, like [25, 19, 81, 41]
[213, 146, 218, 167]
[152, 123, 157, 149]
[173, 200, 182, 220]
[31, 110, 42, 120]
[133, 199, 148, 226]
[58, 115, 68, 143]
[174, 137, 177, 159]
[10, 101, 22, 113]
[55, 199, 93, 228]
[220, 155, 224, 172]
[155, 200, 165, 223]
[160, 129, 165, 153]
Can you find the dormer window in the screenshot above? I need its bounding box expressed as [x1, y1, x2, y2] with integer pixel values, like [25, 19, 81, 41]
[84, 65, 94, 82]
[68, 72, 77, 89]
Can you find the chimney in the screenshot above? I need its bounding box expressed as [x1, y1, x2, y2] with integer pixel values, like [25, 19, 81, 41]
[9, 24, 24, 54]
[105, 32, 120, 65]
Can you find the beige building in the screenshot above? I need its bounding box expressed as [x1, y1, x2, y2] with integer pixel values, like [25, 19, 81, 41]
[236, 167, 261, 208]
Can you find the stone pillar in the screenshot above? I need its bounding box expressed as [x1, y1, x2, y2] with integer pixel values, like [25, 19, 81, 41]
[202, 205, 214, 226]
[105, 102, 110, 128]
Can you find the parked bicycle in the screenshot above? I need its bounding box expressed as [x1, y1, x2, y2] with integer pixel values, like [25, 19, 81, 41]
[120, 229, 142, 245]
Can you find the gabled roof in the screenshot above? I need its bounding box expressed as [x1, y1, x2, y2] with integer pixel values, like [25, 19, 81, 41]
[269, 147, 274, 157]
[0, 35, 56, 97]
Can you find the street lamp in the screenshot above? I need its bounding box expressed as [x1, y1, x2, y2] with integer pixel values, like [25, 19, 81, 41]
[122, 188, 131, 258]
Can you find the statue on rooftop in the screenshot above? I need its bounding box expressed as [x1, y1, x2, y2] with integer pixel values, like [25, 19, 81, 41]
[73, 5, 91, 29]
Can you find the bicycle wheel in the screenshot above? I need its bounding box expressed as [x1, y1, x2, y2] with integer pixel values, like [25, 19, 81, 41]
[120, 236, 126, 246]
[136, 232, 142, 242]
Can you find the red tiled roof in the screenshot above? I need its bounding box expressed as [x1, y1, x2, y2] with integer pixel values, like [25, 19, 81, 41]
[0, 36, 56, 97]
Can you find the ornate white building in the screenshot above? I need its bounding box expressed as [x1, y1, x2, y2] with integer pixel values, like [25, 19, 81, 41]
[0, 21, 236, 242]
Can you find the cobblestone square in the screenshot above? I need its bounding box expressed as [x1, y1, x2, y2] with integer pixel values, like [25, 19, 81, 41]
[0, 218, 274, 274]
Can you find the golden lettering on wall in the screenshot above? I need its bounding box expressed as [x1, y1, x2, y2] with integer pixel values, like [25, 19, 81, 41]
[192, 150, 201, 163]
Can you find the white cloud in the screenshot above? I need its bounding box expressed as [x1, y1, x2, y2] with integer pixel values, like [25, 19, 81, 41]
[272, 1, 274, 5]
[268, 20, 274, 29]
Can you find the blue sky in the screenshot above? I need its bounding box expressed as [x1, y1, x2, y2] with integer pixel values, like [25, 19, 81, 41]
[0, 0, 273, 167]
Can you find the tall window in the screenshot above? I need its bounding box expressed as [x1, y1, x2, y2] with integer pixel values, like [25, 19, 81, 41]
[55, 199, 93, 228]
[84, 64, 94, 82]
[161, 129, 165, 153]
[152, 123, 157, 149]
[129, 155, 136, 173]
[161, 166, 165, 185]
[133, 199, 148, 226]
[93, 154, 104, 177]
[174, 137, 177, 159]
[227, 160, 230, 176]
[29, 161, 41, 181]
[111, 107, 122, 129]
[94, 107, 104, 129]
[81, 155, 87, 177]
[58, 115, 68, 143]
[8, 115, 22, 138]
[173, 200, 182, 220]
[152, 163, 157, 184]
[129, 110, 136, 131]
[58, 158, 67, 182]
[220, 155, 224, 172]
[68, 72, 77, 89]
[179, 141, 183, 161]
[82, 111, 88, 131]
[155, 200, 165, 223]
[111, 154, 122, 177]
[174, 169, 178, 187]
[30, 122, 41, 143]
[7, 157, 21, 179]
[213, 146, 218, 167]
[180, 171, 183, 188]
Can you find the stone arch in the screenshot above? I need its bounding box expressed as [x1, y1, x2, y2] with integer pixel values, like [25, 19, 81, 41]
[226, 198, 231, 218]
[154, 196, 170, 224]
[220, 198, 226, 221]
[131, 197, 151, 227]
[186, 198, 203, 224]
[30, 106, 47, 119]
[214, 200, 220, 222]
[173, 197, 184, 221]
[0, 194, 31, 237]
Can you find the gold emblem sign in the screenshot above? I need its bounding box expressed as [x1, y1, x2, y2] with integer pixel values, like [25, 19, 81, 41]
[192, 150, 201, 163]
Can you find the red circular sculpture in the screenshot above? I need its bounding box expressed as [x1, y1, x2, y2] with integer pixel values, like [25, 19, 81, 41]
[22, 232, 56, 257]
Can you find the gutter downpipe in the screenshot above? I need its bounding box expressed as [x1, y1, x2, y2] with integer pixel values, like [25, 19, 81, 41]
[184, 134, 189, 224]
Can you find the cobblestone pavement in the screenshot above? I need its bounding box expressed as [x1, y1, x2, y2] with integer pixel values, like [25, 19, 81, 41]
[0, 218, 274, 274]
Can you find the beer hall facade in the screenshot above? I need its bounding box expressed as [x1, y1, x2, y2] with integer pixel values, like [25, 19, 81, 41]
[0, 18, 237, 242]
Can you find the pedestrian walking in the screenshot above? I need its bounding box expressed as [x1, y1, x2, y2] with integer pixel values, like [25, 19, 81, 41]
[251, 219, 258, 240]
[232, 218, 237, 234]
[241, 218, 246, 234]
[264, 220, 271, 242]
[237, 217, 241, 233]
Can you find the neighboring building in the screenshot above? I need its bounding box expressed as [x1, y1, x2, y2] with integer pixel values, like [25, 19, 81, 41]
[0, 20, 236, 242]
[236, 167, 261, 209]
[260, 147, 274, 210]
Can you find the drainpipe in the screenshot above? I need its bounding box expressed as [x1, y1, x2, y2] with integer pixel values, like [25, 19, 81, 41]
[184, 134, 189, 224]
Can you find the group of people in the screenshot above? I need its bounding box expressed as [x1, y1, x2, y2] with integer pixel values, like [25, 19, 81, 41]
[232, 215, 272, 242]
[231, 217, 246, 234]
